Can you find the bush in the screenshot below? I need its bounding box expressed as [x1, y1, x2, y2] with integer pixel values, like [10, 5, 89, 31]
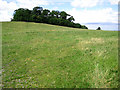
[81, 25, 88, 29]
[96, 27, 101, 30]
[74, 23, 81, 28]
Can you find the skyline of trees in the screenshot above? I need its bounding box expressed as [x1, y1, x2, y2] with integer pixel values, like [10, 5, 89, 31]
[12, 6, 88, 29]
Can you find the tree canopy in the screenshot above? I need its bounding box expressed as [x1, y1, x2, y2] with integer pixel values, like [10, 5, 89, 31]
[12, 6, 88, 29]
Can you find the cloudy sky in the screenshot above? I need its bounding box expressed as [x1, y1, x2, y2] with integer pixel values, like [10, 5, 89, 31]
[0, 0, 119, 24]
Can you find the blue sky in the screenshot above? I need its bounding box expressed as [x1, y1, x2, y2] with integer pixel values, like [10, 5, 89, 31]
[0, 0, 118, 25]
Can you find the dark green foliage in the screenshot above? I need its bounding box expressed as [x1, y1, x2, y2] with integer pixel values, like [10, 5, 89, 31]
[74, 23, 81, 28]
[60, 11, 69, 19]
[32, 6, 43, 16]
[12, 8, 31, 22]
[68, 16, 75, 22]
[50, 10, 60, 18]
[48, 17, 59, 25]
[96, 27, 101, 30]
[81, 25, 88, 29]
[12, 6, 88, 29]
[42, 9, 50, 17]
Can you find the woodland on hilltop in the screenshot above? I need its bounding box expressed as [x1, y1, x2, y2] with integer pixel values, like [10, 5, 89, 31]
[12, 6, 88, 29]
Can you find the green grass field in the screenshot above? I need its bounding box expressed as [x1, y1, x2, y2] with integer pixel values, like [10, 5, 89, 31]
[2, 22, 118, 88]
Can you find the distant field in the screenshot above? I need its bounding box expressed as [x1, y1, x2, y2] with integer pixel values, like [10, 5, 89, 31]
[2, 22, 118, 88]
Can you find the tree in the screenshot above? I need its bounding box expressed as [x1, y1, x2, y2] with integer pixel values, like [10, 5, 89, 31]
[74, 23, 81, 28]
[54, 10, 60, 18]
[96, 27, 101, 30]
[30, 7, 43, 22]
[68, 16, 75, 22]
[12, 8, 31, 21]
[50, 10, 55, 17]
[60, 11, 69, 20]
[40, 9, 50, 23]
[50, 10, 60, 18]
[48, 17, 59, 25]
[32, 6, 43, 15]
[42, 9, 50, 17]
[67, 22, 74, 27]
[81, 25, 88, 29]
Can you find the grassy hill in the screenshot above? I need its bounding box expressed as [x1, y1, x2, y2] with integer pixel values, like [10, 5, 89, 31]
[2, 22, 118, 88]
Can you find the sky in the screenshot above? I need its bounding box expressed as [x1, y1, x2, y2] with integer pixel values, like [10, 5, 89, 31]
[0, 0, 119, 27]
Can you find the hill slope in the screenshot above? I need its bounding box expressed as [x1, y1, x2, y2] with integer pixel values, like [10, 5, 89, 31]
[2, 22, 118, 88]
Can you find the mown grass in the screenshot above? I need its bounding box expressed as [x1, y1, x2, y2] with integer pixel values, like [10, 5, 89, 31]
[2, 22, 118, 88]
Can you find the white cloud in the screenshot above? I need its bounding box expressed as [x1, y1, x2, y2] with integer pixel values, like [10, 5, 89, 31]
[71, 0, 103, 8]
[109, 0, 119, 5]
[0, 0, 49, 21]
[0, 1, 18, 11]
[46, 0, 72, 3]
[0, 0, 18, 21]
[67, 8, 117, 23]
[71, 0, 119, 8]
[0, 11, 13, 21]
[16, 0, 49, 10]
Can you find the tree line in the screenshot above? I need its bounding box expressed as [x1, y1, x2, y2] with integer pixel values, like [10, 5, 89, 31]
[12, 6, 88, 29]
